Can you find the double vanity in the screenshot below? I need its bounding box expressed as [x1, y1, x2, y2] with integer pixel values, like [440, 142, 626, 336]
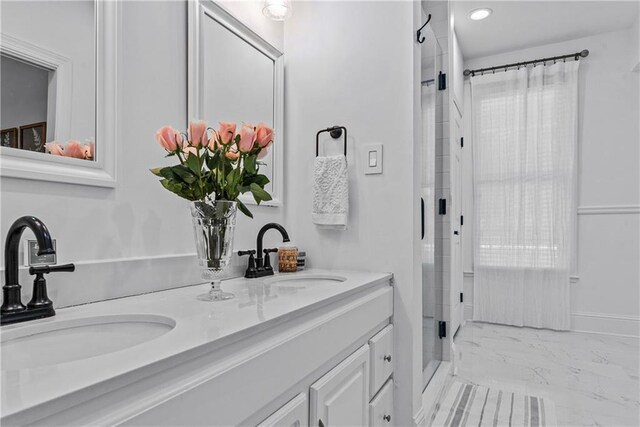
[1, 270, 394, 426]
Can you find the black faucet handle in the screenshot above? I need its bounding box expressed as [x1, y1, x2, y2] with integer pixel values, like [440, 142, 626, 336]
[263, 248, 278, 272]
[28, 263, 75, 275]
[238, 250, 257, 278]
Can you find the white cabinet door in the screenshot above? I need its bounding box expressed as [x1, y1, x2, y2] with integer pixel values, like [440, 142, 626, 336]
[258, 393, 309, 427]
[310, 345, 370, 427]
[369, 379, 393, 427]
[368, 325, 394, 399]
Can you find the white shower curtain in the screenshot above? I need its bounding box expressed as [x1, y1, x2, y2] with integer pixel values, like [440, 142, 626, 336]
[470, 61, 579, 330]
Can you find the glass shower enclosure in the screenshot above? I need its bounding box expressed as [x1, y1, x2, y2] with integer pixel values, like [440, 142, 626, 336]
[421, 23, 444, 389]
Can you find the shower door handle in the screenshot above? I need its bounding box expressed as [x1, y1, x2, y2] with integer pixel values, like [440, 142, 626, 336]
[421, 198, 425, 240]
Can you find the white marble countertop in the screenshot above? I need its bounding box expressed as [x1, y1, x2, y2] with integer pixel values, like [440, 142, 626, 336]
[0, 269, 392, 420]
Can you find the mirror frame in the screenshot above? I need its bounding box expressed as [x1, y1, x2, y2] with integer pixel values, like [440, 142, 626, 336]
[188, 0, 284, 206]
[0, 0, 118, 188]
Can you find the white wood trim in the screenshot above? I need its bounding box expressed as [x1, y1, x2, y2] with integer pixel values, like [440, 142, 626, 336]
[571, 311, 640, 338]
[577, 205, 640, 215]
[0, 1, 118, 188]
[188, 0, 284, 207]
[463, 270, 579, 283]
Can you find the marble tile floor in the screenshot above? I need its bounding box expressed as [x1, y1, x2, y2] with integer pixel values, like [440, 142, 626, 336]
[452, 322, 640, 427]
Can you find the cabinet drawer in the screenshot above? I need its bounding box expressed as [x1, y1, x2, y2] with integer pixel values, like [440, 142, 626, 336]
[368, 325, 393, 398]
[369, 379, 393, 427]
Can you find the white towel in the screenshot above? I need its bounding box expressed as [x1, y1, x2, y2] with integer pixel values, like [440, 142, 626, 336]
[313, 155, 348, 230]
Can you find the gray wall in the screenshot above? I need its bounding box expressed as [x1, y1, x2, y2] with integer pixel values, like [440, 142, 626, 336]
[1, 56, 49, 134]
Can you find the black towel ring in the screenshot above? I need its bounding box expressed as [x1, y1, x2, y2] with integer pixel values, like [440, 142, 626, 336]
[316, 126, 347, 157]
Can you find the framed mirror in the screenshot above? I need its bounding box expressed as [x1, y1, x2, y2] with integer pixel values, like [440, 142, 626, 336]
[0, 0, 117, 187]
[188, 1, 284, 206]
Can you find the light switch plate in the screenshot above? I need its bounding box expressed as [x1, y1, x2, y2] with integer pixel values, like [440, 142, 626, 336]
[364, 143, 383, 174]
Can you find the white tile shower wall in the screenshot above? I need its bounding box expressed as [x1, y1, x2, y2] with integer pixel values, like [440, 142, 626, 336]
[0, 1, 285, 307]
[283, 2, 423, 424]
[460, 23, 640, 337]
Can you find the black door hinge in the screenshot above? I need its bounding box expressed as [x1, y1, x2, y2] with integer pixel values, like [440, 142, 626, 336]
[460, 292, 464, 303]
[438, 321, 447, 339]
[438, 71, 447, 90]
[460, 137, 464, 148]
[461, 215, 464, 226]
[438, 198, 447, 215]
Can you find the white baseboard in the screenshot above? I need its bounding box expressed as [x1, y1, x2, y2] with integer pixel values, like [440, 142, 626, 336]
[572, 311, 640, 338]
[463, 305, 638, 338]
[1, 252, 247, 309]
[461, 273, 639, 337]
[577, 205, 640, 215]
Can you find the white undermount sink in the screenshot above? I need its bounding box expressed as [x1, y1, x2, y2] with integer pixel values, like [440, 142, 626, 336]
[1, 314, 175, 371]
[264, 274, 347, 288]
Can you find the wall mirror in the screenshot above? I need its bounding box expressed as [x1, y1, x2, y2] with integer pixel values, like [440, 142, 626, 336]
[189, 1, 284, 206]
[0, 0, 117, 187]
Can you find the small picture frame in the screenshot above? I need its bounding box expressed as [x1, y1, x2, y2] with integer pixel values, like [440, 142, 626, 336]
[0, 127, 19, 148]
[19, 121, 47, 152]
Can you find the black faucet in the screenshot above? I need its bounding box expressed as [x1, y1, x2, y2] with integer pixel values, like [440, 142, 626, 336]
[239, 223, 290, 278]
[1, 216, 74, 325]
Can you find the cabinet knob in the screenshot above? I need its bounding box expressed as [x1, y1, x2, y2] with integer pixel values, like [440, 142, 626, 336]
[384, 355, 392, 362]
[383, 415, 391, 422]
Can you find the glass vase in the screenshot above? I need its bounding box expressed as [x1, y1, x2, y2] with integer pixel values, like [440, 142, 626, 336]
[190, 199, 237, 301]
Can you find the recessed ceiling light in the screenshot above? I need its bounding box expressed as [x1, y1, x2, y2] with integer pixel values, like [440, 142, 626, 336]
[468, 8, 492, 21]
[263, 0, 292, 21]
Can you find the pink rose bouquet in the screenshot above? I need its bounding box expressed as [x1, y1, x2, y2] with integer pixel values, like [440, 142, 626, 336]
[150, 120, 274, 218]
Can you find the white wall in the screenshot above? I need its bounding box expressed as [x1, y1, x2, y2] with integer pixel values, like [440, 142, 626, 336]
[283, 1, 422, 424]
[461, 23, 640, 337]
[0, 1, 285, 306]
[1, 57, 49, 133]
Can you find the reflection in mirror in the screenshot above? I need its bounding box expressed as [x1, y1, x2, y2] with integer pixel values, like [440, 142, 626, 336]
[190, 1, 284, 205]
[0, 0, 95, 161]
[203, 17, 275, 190]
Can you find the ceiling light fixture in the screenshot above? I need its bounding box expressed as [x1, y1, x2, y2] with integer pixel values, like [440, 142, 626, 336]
[468, 8, 492, 21]
[263, 0, 292, 21]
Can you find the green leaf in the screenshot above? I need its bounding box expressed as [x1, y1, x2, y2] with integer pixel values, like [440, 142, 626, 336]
[172, 165, 197, 184]
[252, 174, 270, 187]
[245, 155, 257, 174]
[150, 167, 163, 177]
[159, 166, 179, 181]
[249, 182, 272, 204]
[236, 199, 253, 218]
[185, 152, 201, 175]
[160, 179, 196, 201]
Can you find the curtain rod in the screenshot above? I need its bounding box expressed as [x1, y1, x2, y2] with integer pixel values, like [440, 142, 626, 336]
[463, 49, 589, 77]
